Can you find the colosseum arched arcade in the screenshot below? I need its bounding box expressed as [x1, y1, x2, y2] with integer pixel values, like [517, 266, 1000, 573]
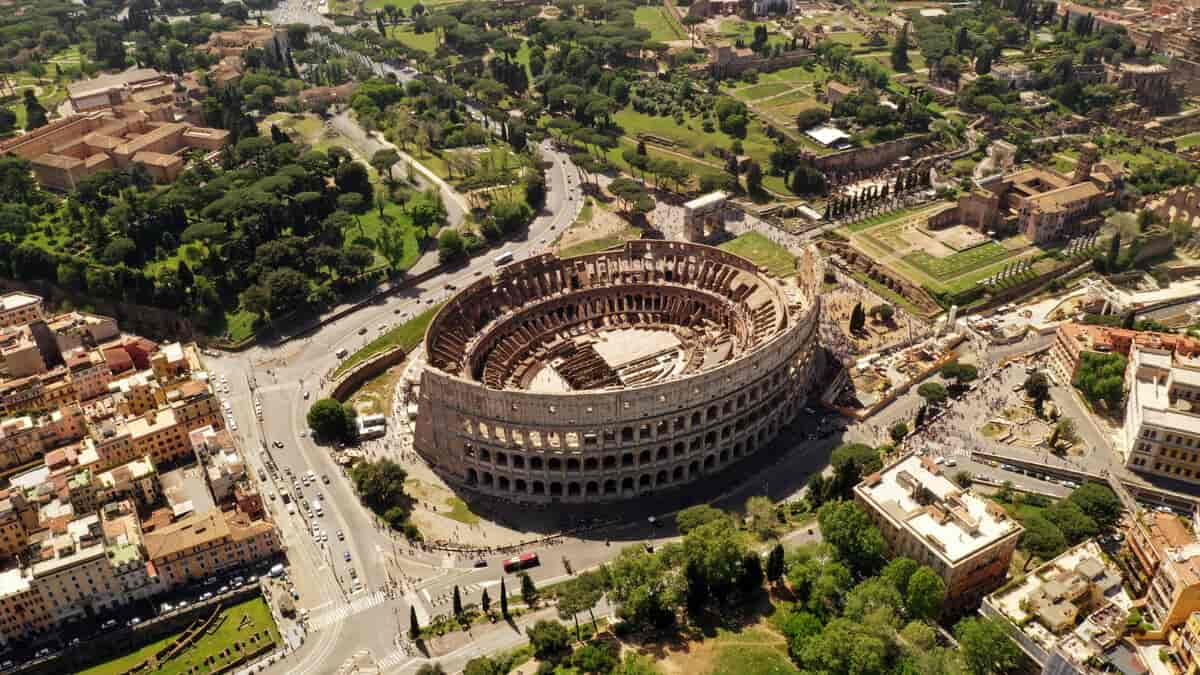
[413, 240, 824, 504]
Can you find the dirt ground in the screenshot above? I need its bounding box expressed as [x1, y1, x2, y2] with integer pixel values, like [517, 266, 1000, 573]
[824, 287, 909, 353]
[555, 200, 633, 252]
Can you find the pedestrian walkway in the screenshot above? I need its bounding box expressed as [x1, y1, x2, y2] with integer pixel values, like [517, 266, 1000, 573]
[307, 591, 387, 632]
[376, 649, 413, 670]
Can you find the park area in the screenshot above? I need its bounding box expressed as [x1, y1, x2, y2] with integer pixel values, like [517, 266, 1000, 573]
[634, 6, 685, 42]
[718, 232, 796, 278]
[77, 597, 279, 675]
[838, 203, 1045, 301]
[725, 64, 831, 156]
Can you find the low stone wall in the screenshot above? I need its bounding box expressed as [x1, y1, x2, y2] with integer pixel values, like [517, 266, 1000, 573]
[328, 346, 408, 402]
[814, 136, 928, 174]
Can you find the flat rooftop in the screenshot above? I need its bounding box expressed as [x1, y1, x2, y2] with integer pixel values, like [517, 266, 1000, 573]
[0, 292, 40, 313]
[857, 454, 1021, 563]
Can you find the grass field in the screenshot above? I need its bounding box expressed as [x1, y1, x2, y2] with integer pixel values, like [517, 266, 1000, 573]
[334, 303, 442, 377]
[344, 202, 424, 271]
[387, 24, 437, 53]
[842, 205, 927, 233]
[718, 232, 796, 278]
[634, 6, 685, 41]
[718, 20, 790, 50]
[1176, 132, 1200, 150]
[78, 597, 278, 675]
[904, 241, 1010, 280]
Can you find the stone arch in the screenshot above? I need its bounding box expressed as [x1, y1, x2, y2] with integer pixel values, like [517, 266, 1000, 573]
[498, 476, 510, 491]
[673, 466, 684, 480]
[567, 458, 580, 472]
[482, 472, 494, 487]
[532, 481, 545, 495]
[604, 479, 618, 494]
[704, 455, 715, 470]
[586, 481, 599, 496]
[568, 482, 581, 496]
[550, 482, 563, 496]
[622, 477, 635, 492]
[584, 457, 599, 471]
[530, 457, 544, 470]
[639, 474, 652, 487]
[549, 458, 562, 471]
[639, 449, 652, 465]
[656, 470, 668, 485]
[466, 468, 478, 484]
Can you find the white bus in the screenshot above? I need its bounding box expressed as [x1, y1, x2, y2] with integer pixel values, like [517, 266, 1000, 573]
[494, 251, 514, 266]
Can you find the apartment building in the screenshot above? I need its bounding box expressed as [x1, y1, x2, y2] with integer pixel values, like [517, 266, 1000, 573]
[96, 456, 159, 507]
[855, 453, 1023, 611]
[981, 540, 1132, 673]
[143, 508, 281, 589]
[0, 294, 42, 330]
[1050, 323, 1200, 385]
[1120, 339, 1200, 484]
[1126, 509, 1200, 635]
[0, 326, 46, 378]
[0, 568, 51, 647]
[0, 406, 86, 472]
[30, 516, 123, 625]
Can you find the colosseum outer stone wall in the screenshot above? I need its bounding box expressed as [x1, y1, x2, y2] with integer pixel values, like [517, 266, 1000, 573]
[414, 240, 823, 503]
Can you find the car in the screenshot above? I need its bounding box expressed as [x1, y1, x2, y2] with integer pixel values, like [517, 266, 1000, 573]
[177, 598, 189, 608]
[234, 576, 245, 586]
[204, 577, 217, 586]
[35, 648, 51, 658]
[344, 551, 352, 562]
[303, 391, 311, 400]
[273, 441, 284, 448]
[69, 637, 81, 646]
[269, 492, 276, 501]
[337, 530, 344, 541]
[219, 585, 230, 594]
[129, 617, 142, 626]
[1, 660, 14, 671]
[393, 307, 403, 314]
[473, 560, 487, 568]
[322, 474, 330, 484]
[161, 602, 174, 613]
[247, 575, 258, 583]
[358, 327, 368, 335]
[102, 619, 118, 630]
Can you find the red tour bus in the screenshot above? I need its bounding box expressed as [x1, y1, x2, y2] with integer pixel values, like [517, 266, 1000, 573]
[503, 552, 540, 573]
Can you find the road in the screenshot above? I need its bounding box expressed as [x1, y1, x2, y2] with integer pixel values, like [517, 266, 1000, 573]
[206, 111, 585, 671]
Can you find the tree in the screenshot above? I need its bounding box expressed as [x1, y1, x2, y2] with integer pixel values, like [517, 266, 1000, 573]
[500, 577, 509, 618]
[918, 382, 949, 405]
[956, 616, 1022, 675]
[892, 23, 911, 71]
[371, 148, 400, 183]
[1073, 352, 1127, 409]
[843, 576, 903, 622]
[1107, 232, 1121, 272]
[409, 606, 420, 640]
[1024, 372, 1050, 414]
[527, 620, 570, 660]
[767, 544, 785, 584]
[415, 664, 447, 675]
[941, 361, 979, 387]
[452, 585, 463, 617]
[745, 496, 777, 540]
[481, 587, 491, 614]
[890, 422, 909, 443]
[1068, 483, 1122, 530]
[438, 229, 466, 263]
[557, 576, 603, 640]
[521, 572, 539, 607]
[881, 557, 918, 594]
[745, 160, 763, 195]
[307, 398, 356, 441]
[1021, 513, 1068, 560]
[23, 90, 47, 131]
[677, 504, 727, 534]
[869, 303, 895, 322]
[817, 500, 885, 577]
[905, 567, 946, 621]
[849, 302, 866, 333]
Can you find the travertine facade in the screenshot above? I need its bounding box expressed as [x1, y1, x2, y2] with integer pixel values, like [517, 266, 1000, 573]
[415, 241, 823, 503]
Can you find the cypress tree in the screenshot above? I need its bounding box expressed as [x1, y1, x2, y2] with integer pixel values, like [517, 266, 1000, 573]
[500, 577, 509, 618]
[452, 585, 462, 617]
[409, 606, 420, 639]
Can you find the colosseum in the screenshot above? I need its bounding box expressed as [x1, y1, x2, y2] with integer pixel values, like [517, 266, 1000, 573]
[413, 240, 823, 504]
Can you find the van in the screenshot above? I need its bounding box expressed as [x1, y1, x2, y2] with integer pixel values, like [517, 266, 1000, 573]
[494, 251, 514, 266]
[335, 348, 349, 359]
[269, 563, 286, 578]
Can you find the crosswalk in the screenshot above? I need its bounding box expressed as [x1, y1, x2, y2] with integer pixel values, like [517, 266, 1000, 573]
[307, 591, 387, 631]
[425, 581, 495, 607]
[376, 649, 413, 670]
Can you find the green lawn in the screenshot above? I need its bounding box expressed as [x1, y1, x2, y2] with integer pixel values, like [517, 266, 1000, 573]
[718, 232, 796, 278]
[334, 303, 442, 377]
[444, 497, 480, 525]
[718, 20, 790, 51]
[222, 309, 259, 342]
[1175, 132, 1200, 150]
[731, 82, 794, 101]
[842, 205, 928, 233]
[756, 64, 830, 84]
[700, 626, 799, 675]
[634, 6, 684, 42]
[613, 107, 778, 183]
[78, 597, 279, 675]
[345, 201, 424, 271]
[366, 0, 459, 10]
[903, 241, 1011, 281]
[387, 24, 437, 53]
